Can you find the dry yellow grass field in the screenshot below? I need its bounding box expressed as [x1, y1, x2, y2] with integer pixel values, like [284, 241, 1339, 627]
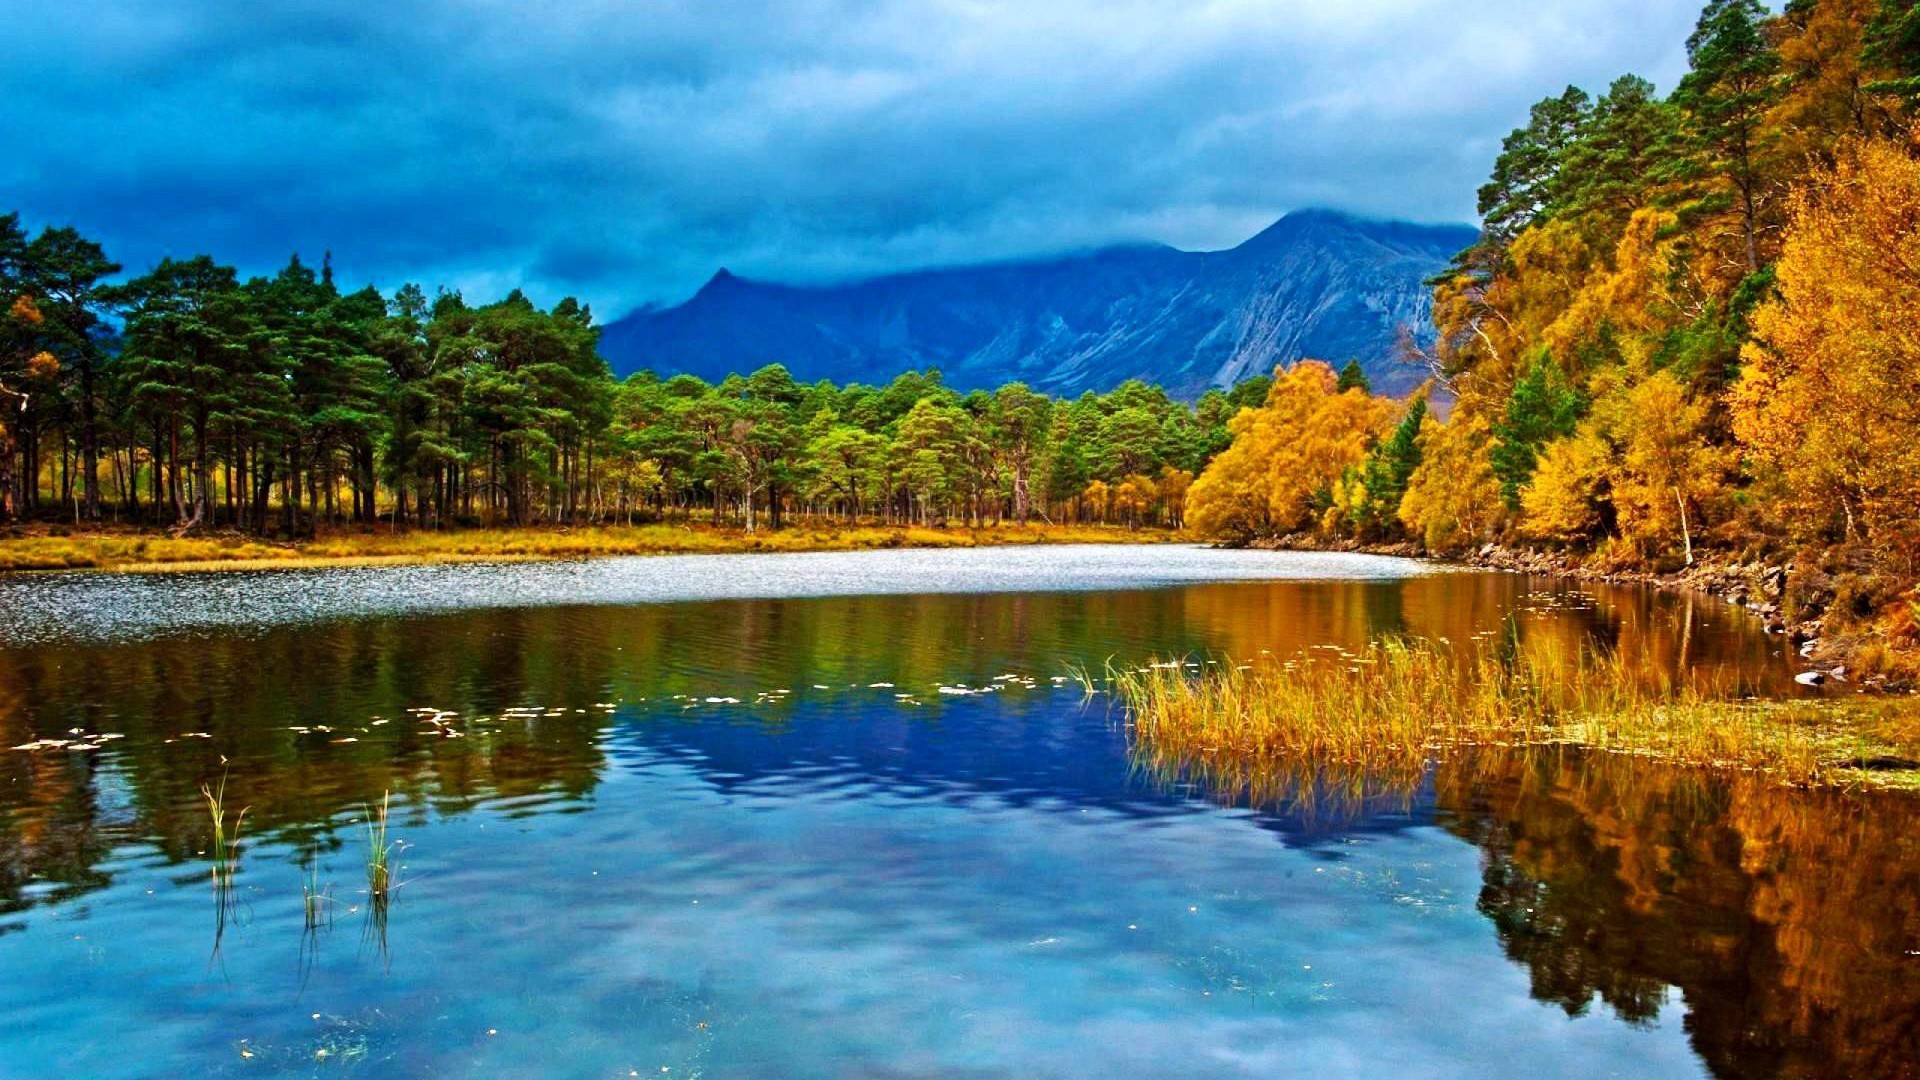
[0, 522, 1181, 573]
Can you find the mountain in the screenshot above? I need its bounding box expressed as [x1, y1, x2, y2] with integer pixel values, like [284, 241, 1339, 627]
[597, 209, 1478, 399]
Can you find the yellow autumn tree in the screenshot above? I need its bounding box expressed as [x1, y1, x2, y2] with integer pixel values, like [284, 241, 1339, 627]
[1155, 466, 1193, 528]
[1398, 407, 1503, 552]
[1768, 0, 1903, 157]
[1539, 209, 1683, 369]
[1112, 473, 1156, 529]
[1430, 222, 1598, 400]
[1081, 479, 1112, 524]
[1612, 370, 1731, 564]
[1732, 133, 1920, 551]
[1185, 361, 1393, 543]
[1520, 430, 1612, 542]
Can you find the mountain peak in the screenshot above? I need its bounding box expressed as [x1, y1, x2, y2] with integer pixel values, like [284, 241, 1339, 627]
[602, 210, 1473, 400]
[1232, 207, 1477, 256]
[693, 267, 748, 298]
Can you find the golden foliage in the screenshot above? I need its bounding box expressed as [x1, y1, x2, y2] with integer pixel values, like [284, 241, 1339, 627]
[1185, 361, 1393, 542]
[1769, 0, 1902, 156]
[1733, 133, 1920, 550]
[1398, 406, 1502, 552]
[1520, 430, 1611, 542]
[1612, 370, 1730, 560]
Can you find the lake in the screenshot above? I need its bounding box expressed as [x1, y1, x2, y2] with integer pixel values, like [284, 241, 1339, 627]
[1, 545, 1914, 1079]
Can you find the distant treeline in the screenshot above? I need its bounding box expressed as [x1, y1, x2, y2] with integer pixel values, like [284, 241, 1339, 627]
[0, 226, 1283, 532]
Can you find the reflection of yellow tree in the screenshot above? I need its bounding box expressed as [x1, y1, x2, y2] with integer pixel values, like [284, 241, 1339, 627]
[1144, 741, 1920, 1079]
[1177, 575, 1784, 697]
[1436, 754, 1920, 1080]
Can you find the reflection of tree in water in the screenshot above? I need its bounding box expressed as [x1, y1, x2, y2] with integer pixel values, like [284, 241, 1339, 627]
[0, 612, 618, 920]
[1443, 756, 1920, 1080]
[0, 588, 1229, 916]
[1180, 575, 1793, 695]
[0, 749, 115, 925]
[0, 576, 1833, 1070]
[1151, 744, 1920, 1080]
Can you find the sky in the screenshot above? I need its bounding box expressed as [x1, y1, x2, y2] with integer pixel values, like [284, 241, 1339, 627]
[2, 0, 1704, 318]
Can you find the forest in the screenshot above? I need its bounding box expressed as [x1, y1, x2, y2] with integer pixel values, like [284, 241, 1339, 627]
[0, 224, 1272, 534]
[6, 0, 1919, 663]
[1182, 0, 1920, 667]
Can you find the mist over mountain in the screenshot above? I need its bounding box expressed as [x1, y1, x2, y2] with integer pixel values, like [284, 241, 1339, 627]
[598, 209, 1477, 399]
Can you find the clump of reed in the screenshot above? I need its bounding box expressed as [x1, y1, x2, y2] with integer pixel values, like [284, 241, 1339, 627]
[302, 860, 334, 931]
[200, 775, 250, 892]
[358, 792, 401, 965]
[1112, 638, 1920, 789]
[364, 791, 396, 908]
[201, 774, 251, 956]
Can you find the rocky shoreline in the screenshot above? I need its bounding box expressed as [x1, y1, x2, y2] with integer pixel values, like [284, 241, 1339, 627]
[1253, 535, 1905, 691]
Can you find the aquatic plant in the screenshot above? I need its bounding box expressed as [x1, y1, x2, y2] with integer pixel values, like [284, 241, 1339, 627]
[1063, 662, 1104, 698]
[301, 860, 334, 931]
[364, 791, 396, 907]
[357, 792, 400, 966]
[200, 773, 251, 958]
[1112, 638, 1920, 790]
[200, 775, 250, 891]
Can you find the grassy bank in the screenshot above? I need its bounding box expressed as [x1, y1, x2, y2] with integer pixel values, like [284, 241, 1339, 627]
[0, 521, 1180, 573]
[1111, 638, 1920, 791]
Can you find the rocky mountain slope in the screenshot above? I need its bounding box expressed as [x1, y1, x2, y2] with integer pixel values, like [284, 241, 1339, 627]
[598, 209, 1478, 398]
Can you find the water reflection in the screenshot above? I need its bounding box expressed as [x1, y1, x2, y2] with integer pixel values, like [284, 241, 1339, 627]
[1, 573, 1791, 917]
[1442, 755, 1920, 1080]
[1, 559, 1891, 1080]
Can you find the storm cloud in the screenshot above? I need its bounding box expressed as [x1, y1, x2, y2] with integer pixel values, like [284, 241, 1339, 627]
[2, 0, 1701, 316]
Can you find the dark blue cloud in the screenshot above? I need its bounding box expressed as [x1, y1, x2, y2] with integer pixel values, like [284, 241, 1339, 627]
[1, 0, 1701, 315]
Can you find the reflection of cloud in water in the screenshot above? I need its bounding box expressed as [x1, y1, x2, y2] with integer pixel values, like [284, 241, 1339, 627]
[0, 564, 1872, 1080]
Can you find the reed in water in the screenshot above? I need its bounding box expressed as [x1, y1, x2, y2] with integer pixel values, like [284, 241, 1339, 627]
[1111, 638, 1920, 789]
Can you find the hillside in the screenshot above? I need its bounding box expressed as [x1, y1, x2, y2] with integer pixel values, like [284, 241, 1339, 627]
[598, 209, 1476, 397]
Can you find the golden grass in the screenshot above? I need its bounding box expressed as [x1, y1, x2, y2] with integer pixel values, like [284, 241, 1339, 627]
[1111, 638, 1920, 790]
[0, 521, 1177, 573]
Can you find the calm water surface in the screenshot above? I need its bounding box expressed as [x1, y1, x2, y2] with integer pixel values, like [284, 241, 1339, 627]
[0, 545, 1914, 1080]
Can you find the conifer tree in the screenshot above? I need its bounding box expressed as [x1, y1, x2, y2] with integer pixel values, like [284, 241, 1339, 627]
[1673, 0, 1784, 270]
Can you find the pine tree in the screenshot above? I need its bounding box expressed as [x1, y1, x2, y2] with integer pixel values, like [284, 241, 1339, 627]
[1672, 0, 1783, 271]
[1864, 0, 1920, 105]
[1336, 360, 1372, 394]
[1555, 76, 1676, 239]
[1477, 86, 1592, 245]
[1345, 397, 1427, 538]
[1490, 356, 1586, 508]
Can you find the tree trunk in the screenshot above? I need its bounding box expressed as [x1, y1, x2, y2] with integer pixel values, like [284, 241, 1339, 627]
[79, 357, 100, 520]
[1675, 489, 1694, 566]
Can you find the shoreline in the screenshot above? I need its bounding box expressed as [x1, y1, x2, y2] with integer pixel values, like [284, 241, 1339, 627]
[1252, 534, 1914, 691]
[0, 522, 1186, 575]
